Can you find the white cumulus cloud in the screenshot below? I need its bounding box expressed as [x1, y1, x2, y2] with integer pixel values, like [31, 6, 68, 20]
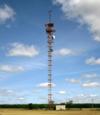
[54, 48, 75, 56]
[37, 82, 56, 88]
[82, 82, 100, 88]
[54, 0, 100, 42]
[86, 57, 100, 65]
[66, 78, 80, 84]
[0, 4, 15, 24]
[58, 90, 66, 95]
[0, 65, 25, 73]
[7, 43, 39, 57]
[17, 97, 25, 101]
[90, 94, 97, 98]
[82, 73, 97, 78]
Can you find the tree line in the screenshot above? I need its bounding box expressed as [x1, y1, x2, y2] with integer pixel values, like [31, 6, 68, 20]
[0, 103, 100, 109]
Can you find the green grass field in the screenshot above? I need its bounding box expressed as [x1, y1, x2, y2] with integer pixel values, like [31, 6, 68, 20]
[0, 109, 100, 115]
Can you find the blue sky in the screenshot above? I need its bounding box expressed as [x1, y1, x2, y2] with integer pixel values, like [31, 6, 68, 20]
[0, 0, 100, 104]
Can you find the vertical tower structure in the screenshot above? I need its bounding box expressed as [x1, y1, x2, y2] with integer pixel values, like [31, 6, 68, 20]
[45, 11, 55, 109]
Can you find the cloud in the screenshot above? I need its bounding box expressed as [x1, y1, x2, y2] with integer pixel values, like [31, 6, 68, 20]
[37, 82, 56, 88]
[0, 89, 14, 96]
[54, 48, 75, 56]
[54, 0, 100, 42]
[58, 90, 66, 95]
[29, 62, 46, 70]
[90, 94, 97, 98]
[86, 57, 100, 65]
[78, 94, 97, 98]
[0, 4, 15, 24]
[66, 78, 80, 84]
[82, 82, 100, 88]
[7, 43, 39, 57]
[20, 62, 46, 71]
[73, 93, 98, 103]
[82, 73, 97, 78]
[16, 97, 27, 103]
[0, 65, 25, 73]
[17, 97, 25, 101]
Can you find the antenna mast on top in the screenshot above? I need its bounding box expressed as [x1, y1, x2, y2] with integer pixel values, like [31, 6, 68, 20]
[48, 10, 52, 22]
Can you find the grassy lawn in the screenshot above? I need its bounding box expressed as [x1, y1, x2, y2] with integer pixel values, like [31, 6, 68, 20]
[0, 109, 100, 115]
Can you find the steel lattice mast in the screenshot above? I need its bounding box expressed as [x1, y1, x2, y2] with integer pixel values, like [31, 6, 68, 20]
[45, 11, 55, 109]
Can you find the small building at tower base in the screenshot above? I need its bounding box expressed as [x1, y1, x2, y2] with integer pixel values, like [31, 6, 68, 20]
[56, 104, 66, 110]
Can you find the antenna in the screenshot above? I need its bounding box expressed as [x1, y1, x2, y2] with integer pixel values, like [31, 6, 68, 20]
[45, 11, 55, 110]
[48, 10, 52, 22]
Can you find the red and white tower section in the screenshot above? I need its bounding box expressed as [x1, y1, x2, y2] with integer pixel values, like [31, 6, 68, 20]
[45, 11, 55, 109]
